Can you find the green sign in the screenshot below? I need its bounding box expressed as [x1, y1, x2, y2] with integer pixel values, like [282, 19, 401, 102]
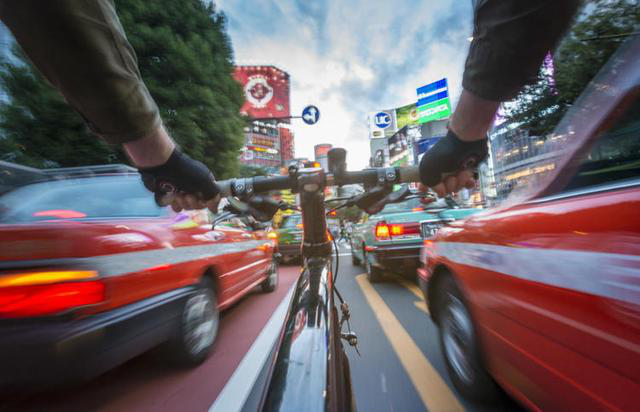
[417, 97, 451, 124]
[395, 103, 419, 129]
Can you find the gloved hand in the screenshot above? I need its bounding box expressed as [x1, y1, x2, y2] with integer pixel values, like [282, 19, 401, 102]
[418, 129, 487, 197]
[139, 149, 220, 212]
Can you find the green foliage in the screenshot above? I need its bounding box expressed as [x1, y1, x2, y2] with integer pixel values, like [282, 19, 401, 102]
[0, 0, 245, 177]
[504, 0, 640, 136]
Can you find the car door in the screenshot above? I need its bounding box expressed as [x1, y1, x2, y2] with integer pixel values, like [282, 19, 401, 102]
[212, 216, 269, 300]
[467, 41, 640, 411]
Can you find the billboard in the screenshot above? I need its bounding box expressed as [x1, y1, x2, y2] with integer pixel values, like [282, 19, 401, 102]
[395, 103, 420, 129]
[388, 128, 410, 166]
[234, 66, 290, 119]
[416, 78, 451, 124]
[368, 109, 397, 139]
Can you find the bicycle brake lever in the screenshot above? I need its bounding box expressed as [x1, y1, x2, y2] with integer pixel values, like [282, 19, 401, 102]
[247, 196, 281, 222]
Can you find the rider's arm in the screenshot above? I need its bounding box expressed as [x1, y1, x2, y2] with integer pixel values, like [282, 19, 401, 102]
[420, 0, 580, 195]
[0, 0, 219, 211]
[463, 0, 580, 103]
[0, 0, 160, 145]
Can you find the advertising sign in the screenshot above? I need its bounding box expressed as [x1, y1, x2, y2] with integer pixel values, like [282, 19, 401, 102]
[368, 110, 397, 139]
[234, 66, 290, 119]
[416, 78, 451, 124]
[395, 103, 420, 129]
[388, 129, 410, 166]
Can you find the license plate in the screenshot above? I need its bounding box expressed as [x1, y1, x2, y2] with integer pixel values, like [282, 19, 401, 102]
[420, 221, 442, 238]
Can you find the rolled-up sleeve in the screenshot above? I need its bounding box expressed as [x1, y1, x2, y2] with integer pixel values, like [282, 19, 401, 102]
[0, 0, 161, 144]
[463, 0, 580, 102]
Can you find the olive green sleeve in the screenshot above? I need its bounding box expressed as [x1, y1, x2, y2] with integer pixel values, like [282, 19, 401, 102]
[464, 0, 580, 102]
[0, 0, 161, 144]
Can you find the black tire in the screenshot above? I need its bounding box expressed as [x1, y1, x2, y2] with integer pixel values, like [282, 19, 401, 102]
[364, 250, 384, 283]
[436, 275, 501, 403]
[166, 277, 219, 367]
[261, 257, 279, 293]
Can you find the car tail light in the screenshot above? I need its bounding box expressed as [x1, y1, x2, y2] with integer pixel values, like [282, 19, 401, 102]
[0, 270, 105, 318]
[375, 222, 390, 240]
[376, 221, 420, 240]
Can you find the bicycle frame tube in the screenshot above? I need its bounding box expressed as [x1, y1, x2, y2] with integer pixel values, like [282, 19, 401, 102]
[261, 169, 354, 411]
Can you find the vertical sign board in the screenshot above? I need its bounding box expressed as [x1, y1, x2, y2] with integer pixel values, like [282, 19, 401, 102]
[416, 78, 451, 124]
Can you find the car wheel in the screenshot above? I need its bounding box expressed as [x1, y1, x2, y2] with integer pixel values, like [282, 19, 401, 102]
[436, 275, 500, 402]
[167, 277, 219, 366]
[261, 257, 279, 293]
[364, 250, 383, 283]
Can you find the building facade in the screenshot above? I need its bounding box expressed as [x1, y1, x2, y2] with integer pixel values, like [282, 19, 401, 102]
[233, 65, 295, 170]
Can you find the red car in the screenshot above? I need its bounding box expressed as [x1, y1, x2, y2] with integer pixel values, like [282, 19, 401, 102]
[418, 38, 640, 410]
[0, 173, 278, 387]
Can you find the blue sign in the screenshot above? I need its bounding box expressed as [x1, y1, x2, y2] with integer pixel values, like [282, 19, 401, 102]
[302, 105, 320, 125]
[417, 90, 449, 107]
[416, 78, 448, 107]
[374, 111, 392, 129]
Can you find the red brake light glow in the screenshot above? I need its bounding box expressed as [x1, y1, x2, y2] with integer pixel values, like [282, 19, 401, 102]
[0, 270, 104, 318]
[32, 209, 87, 219]
[376, 222, 419, 240]
[375, 222, 390, 239]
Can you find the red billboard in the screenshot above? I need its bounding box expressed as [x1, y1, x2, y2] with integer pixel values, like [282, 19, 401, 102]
[234, 66, 290, 119]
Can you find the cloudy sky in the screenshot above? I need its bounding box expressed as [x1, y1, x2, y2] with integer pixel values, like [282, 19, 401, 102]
[218, 0, 474, 168]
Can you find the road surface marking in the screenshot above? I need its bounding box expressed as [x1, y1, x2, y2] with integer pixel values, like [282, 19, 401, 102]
[390, 273, 430, 315]
[414, 301, 429, 314]
[356, 274, 463, 412]
[209, 283, 296, 412]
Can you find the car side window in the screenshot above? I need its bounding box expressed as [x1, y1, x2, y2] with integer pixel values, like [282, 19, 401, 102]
[562, 97, 640, 192]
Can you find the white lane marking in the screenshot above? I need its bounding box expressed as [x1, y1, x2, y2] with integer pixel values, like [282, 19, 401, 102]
[380, 373, 387, 393]
[209, 282, 296, 412]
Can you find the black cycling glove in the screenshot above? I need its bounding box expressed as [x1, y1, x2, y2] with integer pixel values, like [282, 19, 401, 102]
[419, 129, 488, 187]
[139, 149, 220, 206]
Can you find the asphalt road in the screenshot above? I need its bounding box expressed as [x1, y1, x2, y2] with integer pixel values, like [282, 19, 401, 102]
[2, 242, 523, 412]
[333, 242, 523, 412]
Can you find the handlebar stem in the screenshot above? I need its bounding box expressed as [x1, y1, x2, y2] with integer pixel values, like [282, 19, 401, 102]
[298, 169, 332, 258]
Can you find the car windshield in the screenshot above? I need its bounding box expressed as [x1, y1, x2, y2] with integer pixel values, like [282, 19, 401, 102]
[377, 195, 452, 214]
[0, 176, 165, 223]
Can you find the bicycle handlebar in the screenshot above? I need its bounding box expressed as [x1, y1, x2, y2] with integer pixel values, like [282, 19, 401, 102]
[216, 166, 420, 198]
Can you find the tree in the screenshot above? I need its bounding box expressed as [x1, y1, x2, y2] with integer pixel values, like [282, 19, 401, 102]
[503, 0, 640, 136]
[0, 0, 245, 177]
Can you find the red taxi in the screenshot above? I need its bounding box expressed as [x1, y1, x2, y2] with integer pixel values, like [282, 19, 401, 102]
[418, 38, 640, 410]
[0, 173, 278, 387]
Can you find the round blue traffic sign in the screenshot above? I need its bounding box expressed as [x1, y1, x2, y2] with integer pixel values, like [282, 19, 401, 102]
[374, 111, 391, 129]
[302, 105, 320, 125]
